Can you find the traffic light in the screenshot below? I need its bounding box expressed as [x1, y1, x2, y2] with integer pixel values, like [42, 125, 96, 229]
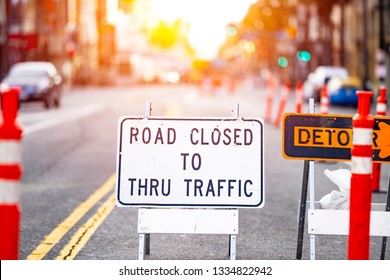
[226, 24, 238, 37]
[278, 56, 288, 68]
[297, 50, 311, 62]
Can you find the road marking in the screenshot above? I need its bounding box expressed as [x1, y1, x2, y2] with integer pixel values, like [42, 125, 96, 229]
[23, 103, 104, 136]
[56, 193, 116, 260]
[52, 102, 186, 259]
[26, 174, 115, 260]
[26, 102, 183, 259]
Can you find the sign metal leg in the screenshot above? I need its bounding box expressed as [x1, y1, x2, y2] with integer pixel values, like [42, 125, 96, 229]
[229, 103, 238, 261]
[296, 160, 309, 259]
[307, 98, 316, 260]
[139, 103, 151, 260]
[139, 233, 145, 260]
[229, 234, 237, 260]
[145, 233, 150, 255]
[228, 235, 231, 256]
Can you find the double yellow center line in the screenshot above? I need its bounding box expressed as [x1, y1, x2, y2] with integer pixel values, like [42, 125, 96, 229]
[26, 174, 116, 260]
[27, 102, 183, 260]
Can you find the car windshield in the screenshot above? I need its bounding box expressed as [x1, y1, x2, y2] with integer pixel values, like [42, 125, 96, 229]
[9, 69, 48, 78]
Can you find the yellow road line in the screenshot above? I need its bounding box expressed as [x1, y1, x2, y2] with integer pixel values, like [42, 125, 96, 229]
[56, 193, 116, 260]
[26, 174, 116, 260]
[52, 103, 182, 259]
[27, 102, 183, 260]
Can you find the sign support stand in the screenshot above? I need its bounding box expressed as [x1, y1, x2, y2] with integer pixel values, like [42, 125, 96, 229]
[296, 160, 309, 259]
[284, 99, 390, 259]
[137, 102, 240, 260]
[296, 98, 316, 259]
[228, 102, 240, 260]
[308, 98, 316, 260]
[139, 102, 152, 260]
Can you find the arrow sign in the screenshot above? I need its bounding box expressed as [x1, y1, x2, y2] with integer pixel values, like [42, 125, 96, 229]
[282, 113, 390, 163]
[375, 121, 390, 159]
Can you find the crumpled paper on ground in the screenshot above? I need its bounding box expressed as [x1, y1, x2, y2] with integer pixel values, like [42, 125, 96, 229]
[319, 168, 351, 210]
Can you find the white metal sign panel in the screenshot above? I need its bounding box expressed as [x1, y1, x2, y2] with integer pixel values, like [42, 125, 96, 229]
[116, 117, 264, 208]
[308, 208, 390, 237]
[138, 209, 239, 234]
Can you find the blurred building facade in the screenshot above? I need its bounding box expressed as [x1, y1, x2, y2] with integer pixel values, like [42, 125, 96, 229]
[1, 0, 389, 90]
[114, 0, 192, 83]
[331, 0, 390, 91]
[0, 0, 115, 85]
[219, 0, 389, 91]
[219, 0, 337, 85]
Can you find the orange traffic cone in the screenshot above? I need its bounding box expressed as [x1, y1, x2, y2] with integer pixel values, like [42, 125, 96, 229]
[0, 87, 23, 260]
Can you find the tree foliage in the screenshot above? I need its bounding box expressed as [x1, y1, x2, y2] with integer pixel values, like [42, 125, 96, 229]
[242, 0, 293, 33]
[149, 20, 179, 49]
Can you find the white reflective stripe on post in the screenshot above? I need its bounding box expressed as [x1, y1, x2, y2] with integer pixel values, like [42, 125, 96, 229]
[351, 156, 373, 174]
[0, 140, 21, 164]
[352, 128, 373, 146]
[0, 180, 19, 204]
[282, 87, 289, 98]
[376, 103, 387, 113]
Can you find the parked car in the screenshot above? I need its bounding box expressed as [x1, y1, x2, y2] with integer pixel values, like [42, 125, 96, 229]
[0, 62, 62, 109]
[303, 66, 349, 101]
[327, 76, 362, 106]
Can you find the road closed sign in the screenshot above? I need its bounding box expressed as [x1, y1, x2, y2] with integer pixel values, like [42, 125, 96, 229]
[116, 117, 264, 208]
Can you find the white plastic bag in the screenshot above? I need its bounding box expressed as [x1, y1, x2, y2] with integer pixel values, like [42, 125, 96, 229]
[319, 169, 351, 210]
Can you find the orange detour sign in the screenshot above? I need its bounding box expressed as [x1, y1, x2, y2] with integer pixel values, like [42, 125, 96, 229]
[282, 113, 390, 163]
[294, 126, 351, 148]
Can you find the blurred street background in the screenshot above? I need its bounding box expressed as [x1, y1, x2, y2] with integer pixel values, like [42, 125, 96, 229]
[1, 0, 389, 91]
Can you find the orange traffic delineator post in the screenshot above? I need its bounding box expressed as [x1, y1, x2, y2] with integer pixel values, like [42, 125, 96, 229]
[264, 78, 275, 123]
[274, 83, 290, 127]
[372, 86, 387, 192]
[320, 84, 329, 114]
[0, 87, 22, 260]
[295, 82, 303, 113]
[348, 91, 374, 260]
